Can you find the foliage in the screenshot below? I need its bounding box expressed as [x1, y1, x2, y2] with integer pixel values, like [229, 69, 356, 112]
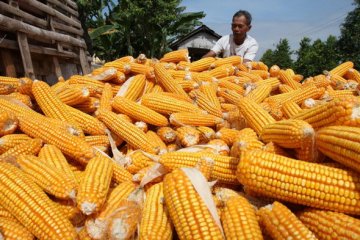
[293, 36, 339, 77]
[260, 39, 293, 69]
[337, 0, 360, 67]
[76, 0, 205, 61]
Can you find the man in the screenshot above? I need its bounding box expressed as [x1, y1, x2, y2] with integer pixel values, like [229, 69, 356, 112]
[203, 10, 259, 63]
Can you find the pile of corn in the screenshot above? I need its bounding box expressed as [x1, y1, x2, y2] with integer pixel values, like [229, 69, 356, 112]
[0, 48, 360, 240]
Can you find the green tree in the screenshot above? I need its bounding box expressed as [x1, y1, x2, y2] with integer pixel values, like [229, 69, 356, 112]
[337, 0, 360, 67]
[260, 39, 293, 69]
[76, 0, 205, 61]
[293, 36, 339, 77]
[260, 49, 275, 67]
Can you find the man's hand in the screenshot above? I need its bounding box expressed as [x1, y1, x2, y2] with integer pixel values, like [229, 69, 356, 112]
[202, 50, 216, 58]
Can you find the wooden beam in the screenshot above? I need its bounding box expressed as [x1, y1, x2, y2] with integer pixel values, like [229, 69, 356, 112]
[79, 48, 90, 74]
[0, 38, 78, 58]
[0, 2, 48, 28]
[52, 56, 62, 78]
[21, 0, 81, 29]
[52, 20, 83, 36]
[0, 14, 86, 48]
[47, 0, 78, 17]
[63, 0, 78, 10]
[1, 49, 17, 77]
[17, 32, 34, 79]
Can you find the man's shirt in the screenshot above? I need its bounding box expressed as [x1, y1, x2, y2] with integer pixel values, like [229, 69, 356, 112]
[211, 34, 259, 60]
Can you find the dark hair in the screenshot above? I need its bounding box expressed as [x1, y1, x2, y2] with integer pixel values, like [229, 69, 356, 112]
[232, 10, 252, 25]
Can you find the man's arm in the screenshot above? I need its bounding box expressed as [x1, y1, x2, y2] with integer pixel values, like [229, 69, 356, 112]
[202, 50, 217, 58]
[243, 43, 259, 62]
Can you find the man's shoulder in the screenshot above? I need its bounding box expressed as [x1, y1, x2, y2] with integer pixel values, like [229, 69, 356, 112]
[245, 35, 258, 45]
[218, 34, 231, 42]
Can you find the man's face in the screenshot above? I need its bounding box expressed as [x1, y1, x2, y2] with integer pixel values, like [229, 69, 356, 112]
[231, 15, 251, 39]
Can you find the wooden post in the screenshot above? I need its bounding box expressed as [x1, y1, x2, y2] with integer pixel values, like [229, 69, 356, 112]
[1, 50, 17, 77]
[52, 56, 62, 78]
[79, 47, 90, 74]
[17, 32, 35, 79]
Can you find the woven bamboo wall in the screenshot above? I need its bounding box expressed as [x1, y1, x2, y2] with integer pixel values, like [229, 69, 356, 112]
[0, 0, 91, 84]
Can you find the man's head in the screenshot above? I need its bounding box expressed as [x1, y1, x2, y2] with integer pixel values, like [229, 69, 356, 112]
[231, 10, 252, 42]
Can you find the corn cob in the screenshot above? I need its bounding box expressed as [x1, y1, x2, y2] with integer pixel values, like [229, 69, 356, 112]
[38, 144, 78, 184]
[237, 98, 276, 135]
[90, 67, 117, 81]
[116, 74, 146, 101]
[98, 83, 113, 112]
[163, 168, 224, 239]
[141, 93, 202, 115]
[0, 162, 77, 239]
[278, 84, 294, 93]
[215, 128, 241, 146]
[170, 112, 223, 127]
[8, 92, 33, 108]
[154, 63, 191, 100]
[97, 109, 158, 154]
[177, 60, 191, 70]
[84, 135, 109, 150]
[260, 119, 314, 149]
[146, 130, 168, 155]
[328, 61, 354, 77]
[0, 76, 20, 87]
[85, 181, 137, 239]
[139, 182, 173, 240]
[0, 83, 16, 95]
[17, 155, 78, 199]
[258, 201, 317, 240]
[197, 126, 216, 143]
[236, 70, 263, 82]
[211, 56, 242, 68]
[107, 196, 142, 240]
[68, 74, 105, 91]
[346, 68, 360, 83]
[129, 62, 155, 79]
[155, 92, 193, 103]
[237, 150, 360, 215]
[157, 127, 177, 143]
[316, 126, 360, 172]
[104, 61, 131, 74]
[0, 217, 34, 240]
[112, 162, 134, 184]
[160, 49, 189, 63]
[17, 77, 33, 97]
[0, 205, 15, 219]
[209, 64, 235, 78]
[199, 81, 222, 108]
[115, 55, 135, 63]
[125, 151, 154, 174]
[112, 96, 169, 127]
[291, 96, 360, 128]
[278, 70, 302, 89]
[282, 101, 302, 118]
[230, 133, 264, 158]
[53, 200, 86, 227]
[0, 111, 18, 136]
[250, 69, 270, 79]
[160, 62, 177, 70]
[218, 78, 245, 95]
[221, 196, 263, 240]
[246, 83, 272, 103]
[176, 126, 200, 147]
[189, 57, 215, 72]
[297, 208, 360, 240]
[32, 80, 84, 136]
[66, 104, 106, 135]
[159, 151, 239, 185]
[0, 138, 42, 162]
[217, 89, 243, 105]
[77, 155, 113, 215]
[73, 97, 99, 114]
[269, 65, 280, 77]
[56, 86, 90, 106]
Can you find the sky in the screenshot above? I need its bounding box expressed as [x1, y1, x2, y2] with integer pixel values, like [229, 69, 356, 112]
[181, 0, 355, 60]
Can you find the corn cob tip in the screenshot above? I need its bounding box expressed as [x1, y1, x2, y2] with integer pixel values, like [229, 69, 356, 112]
[262, 203, 274, 211]
[86, 219, 107, 240]
[69, 189, 76, 200]
[81, 202, 97, 215]
[351, 105, 360, 119]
